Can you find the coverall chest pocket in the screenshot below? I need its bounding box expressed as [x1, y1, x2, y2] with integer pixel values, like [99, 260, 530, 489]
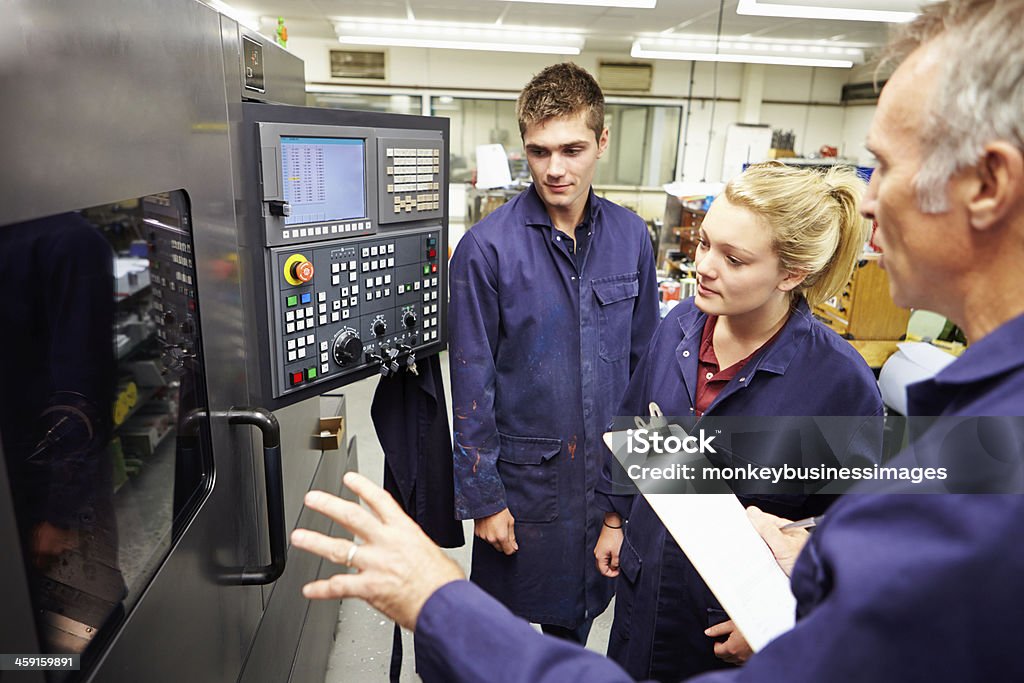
[496, 433, 562, 524]
[593, 272, 640, 362]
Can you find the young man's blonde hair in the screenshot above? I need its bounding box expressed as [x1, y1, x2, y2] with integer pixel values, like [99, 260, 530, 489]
[516, 62, 605, 141]
[725, 162, 871, 308]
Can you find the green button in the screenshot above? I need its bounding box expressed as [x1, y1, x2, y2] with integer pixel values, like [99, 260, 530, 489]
[307, 367, 317, 380]
[286, 295, 298, 307]
[423, 265, 430, 275]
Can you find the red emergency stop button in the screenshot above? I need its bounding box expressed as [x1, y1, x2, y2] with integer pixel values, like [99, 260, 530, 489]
[291, 371, 303, 386]
[283, 253, 315, 286]
[292, 259, 314, 283]
[427, 248, 437, 258]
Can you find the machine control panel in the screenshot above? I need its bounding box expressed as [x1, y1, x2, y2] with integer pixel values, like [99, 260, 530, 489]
[271, 228, 442, 397]
[252, 113, 448, 402]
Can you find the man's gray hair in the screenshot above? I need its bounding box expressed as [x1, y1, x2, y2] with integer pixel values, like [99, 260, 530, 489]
[882, 0, 1024, 213]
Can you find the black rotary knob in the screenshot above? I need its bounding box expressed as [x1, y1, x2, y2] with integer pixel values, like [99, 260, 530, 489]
[332, 331, 363, 365]
[403, 310, 417, 329]
[373, 320, 387, 337]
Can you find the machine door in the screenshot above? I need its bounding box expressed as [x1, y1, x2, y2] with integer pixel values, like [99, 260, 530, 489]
[0, 193, 270, 681]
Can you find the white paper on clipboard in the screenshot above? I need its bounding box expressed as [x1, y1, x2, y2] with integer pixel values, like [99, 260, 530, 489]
[602, 431, 797, 652]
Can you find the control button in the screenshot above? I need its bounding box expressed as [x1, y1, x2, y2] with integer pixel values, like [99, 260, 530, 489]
[371, 246, 379, 256]
[320, 341, 329, 351]
[286, 311, 295, 322]
[398, 285, 405, 294]
[375, 291, 382, 299]
[431, 263, 438, 274]
[375, 276, 383, 287]
[349, 260, 356, 270]
[423, 292, 430, 302]
[319, 303, 327, 314]
[403, 311, 417, 329]
[300, 293, 312, 304]
[387, 257, 394, 268]
[373, 320, 387, 337]
[352, 285, 359, 294]
[366, 293, 372, 301]
[350, 272, 357, 282]
[342, 310, 350, 319]
[287, 350, 297, 362]
[321, 363, 329, 373]
[414, 282, 421, 291]
[428, 248, 437, 259]
[287, 339, 297, 350]
[319, 315, 327, 325]
[388, 244, 395, 254]
[331, 275, 340, 286]
[362, 263, 370, 273]
[290, 259, 314, 285]
[318, 292, 327, 302]
[298, 348, 306, 359]
[332, 263, 340, 274]
[350, 297, 358, 306]
[307, 334, 314, 345]
[342, 287, 349, 296]
[333, 301, 341, 311]
[320, 352, 329, 363]
[331, 312, 339, 322]
[423, 265, 430, 275]
[362, 248, 370, 258]
[427, 237, 437, 247]
[384, 288, 391, 297]
[432, 277, 438, 287]
[305, 307, 314, 318]
[286, 295, 298, 307]
[307, 367, 317, 380]
[366, 278, 373, 288]
[286, 322, 295, 334]
[296, 320, 305, 331]
[340, 262, 347, 271]
[291, 372, 303, 386]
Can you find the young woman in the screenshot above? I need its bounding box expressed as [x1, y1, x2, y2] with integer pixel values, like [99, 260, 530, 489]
[595, 162, 884, 682]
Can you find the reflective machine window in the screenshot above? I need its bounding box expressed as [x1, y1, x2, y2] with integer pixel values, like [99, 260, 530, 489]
[0, 191, 211, 673]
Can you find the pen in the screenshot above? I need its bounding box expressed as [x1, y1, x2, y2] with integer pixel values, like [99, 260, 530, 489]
[781, 515, 824, 531]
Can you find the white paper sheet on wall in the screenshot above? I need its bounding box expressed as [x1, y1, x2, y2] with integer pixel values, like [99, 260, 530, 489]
[475, 143, 513, 190]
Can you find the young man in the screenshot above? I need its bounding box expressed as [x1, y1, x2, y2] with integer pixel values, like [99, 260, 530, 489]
[446, 62, 659, 642]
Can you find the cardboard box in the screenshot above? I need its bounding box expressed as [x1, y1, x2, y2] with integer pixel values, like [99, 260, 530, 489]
[313, 416, 345, 450]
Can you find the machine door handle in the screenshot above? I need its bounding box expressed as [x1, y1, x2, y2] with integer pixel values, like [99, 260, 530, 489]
[224, 406, 286, 585]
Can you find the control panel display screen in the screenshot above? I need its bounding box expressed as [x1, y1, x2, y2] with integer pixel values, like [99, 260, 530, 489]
[281, 136, 366, 226]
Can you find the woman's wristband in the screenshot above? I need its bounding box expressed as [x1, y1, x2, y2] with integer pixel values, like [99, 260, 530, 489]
[603, 521, 622, 529]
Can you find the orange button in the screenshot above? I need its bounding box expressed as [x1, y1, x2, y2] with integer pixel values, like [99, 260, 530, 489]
[293, 260, 315, 283]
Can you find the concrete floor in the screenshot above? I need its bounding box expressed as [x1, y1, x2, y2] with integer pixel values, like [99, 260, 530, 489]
[323, 351, 615, 682]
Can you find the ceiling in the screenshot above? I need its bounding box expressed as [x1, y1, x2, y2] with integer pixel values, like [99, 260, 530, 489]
[228, 0, 903, 54]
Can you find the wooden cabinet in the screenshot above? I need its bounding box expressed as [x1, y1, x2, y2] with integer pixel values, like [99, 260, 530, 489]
[813, 256, 911, 340]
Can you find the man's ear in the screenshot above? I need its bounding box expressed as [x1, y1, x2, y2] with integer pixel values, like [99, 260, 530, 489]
[596, 127, 610, 158]
[966, 141, 1024, 230]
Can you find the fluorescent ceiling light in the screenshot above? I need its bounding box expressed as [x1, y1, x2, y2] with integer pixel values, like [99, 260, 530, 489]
[335, 19, 585, 55]
[631, 35, 865, 68]
[495, 0, 656, 7]
[736, 0, 917, 23]
[204, 0, 262, 31]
